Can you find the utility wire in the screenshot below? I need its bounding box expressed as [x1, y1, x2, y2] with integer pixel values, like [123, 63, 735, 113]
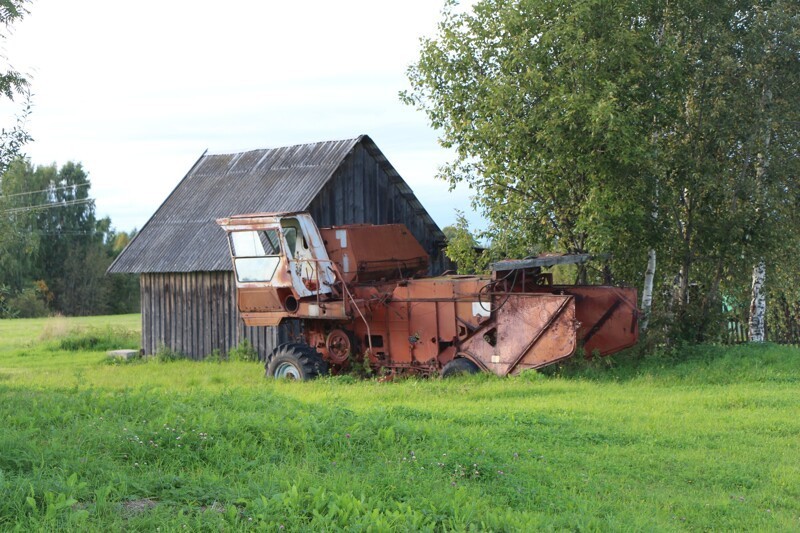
[2, 198, 94, 215]
[18, 230, 103, 235]
[0, 182, 90, 199]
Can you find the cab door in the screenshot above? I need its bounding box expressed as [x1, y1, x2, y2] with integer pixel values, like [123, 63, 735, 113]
[279, 215, 335, 298]
[228, 228, 286, 312]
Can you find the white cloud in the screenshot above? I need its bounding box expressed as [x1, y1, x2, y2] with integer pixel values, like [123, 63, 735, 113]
[5, 0, 485, 232]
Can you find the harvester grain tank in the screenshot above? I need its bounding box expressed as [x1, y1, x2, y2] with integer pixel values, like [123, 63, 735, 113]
[217, 212, 638, 379]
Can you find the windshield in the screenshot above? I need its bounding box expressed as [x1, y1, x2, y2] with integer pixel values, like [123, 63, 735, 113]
[229, 229, 281, 282]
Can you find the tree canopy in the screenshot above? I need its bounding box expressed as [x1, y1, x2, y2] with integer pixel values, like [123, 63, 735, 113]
[0, 160, 139, 317]
[405, 0, 800, 340]
[0, 0, 31, 174]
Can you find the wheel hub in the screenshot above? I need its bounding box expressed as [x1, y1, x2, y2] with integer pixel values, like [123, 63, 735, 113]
[273, 362, 301, 379]
[326, 329, 352, 365]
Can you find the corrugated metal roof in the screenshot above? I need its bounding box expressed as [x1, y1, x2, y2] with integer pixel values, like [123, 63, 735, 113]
[108, 135, 444, 274]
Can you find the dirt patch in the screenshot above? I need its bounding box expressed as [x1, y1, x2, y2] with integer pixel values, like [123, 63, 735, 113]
[122, 498, 158, 514]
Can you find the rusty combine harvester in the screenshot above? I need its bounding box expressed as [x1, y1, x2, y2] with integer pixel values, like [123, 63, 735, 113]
[217, 212, 639, 379]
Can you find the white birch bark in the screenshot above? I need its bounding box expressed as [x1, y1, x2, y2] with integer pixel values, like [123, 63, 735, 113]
[749, 260, 766, 342]
[641, 18, 664, 334]
[749, 86, 772, 343]
[641, 248, 656, 332]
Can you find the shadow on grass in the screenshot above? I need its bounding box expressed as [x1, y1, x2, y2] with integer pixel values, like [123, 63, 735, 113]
[539, 342, 800, 385]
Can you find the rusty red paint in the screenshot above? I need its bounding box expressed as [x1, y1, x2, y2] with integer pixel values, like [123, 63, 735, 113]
[217, 213, 639, 377]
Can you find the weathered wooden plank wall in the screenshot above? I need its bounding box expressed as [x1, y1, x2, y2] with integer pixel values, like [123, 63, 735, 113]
[308, 143, 450, 274]
[140, 272, 295, 360]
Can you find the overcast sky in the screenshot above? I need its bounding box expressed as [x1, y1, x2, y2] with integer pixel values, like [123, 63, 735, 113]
[4, 0, 483, 233]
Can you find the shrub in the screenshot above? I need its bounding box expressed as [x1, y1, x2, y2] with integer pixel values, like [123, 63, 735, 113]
[2, 281, 51, 319]
[0, 284, 17, 318]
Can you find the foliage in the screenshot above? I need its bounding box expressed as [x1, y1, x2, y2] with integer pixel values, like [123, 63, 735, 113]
[227, 338, 259, 362]
[442, 210, 488, 274]
[0, 160, 140, 316]
[6, 281, 49, 318]
[0, 284, 15, 318]
[154, 344, 186, 363]
[0, 1, 32, 305]
[0, 314, 799, 530]
[405, 0, 800, 341]
[0, 0, 31, 176]
[404, 0, 661, 281]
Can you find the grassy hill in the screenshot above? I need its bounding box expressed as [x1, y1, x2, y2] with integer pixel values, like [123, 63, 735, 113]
[0, 315, 798, 530]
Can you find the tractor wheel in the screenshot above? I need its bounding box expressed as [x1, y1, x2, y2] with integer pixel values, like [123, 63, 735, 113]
[266, 343, 329, 380]
[441, 358, 480, 378]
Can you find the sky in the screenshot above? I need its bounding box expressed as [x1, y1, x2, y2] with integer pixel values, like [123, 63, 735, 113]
[3, 0, 483, 233]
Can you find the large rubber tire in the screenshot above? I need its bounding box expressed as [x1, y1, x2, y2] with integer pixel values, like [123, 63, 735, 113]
[266, 343, 329, 380]
[441, 358, 480, 378]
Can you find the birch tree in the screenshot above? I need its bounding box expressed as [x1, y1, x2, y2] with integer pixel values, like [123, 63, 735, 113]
[403, 0, 661, 285]
[405, 0, 800, 341]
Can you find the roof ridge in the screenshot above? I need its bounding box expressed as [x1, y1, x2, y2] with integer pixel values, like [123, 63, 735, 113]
[204, 135, 363, 158]
[107, 135, 446, 275]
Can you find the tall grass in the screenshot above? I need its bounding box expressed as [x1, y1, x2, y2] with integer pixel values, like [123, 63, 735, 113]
[54, 325, 139, 352]
[0, 315, 798, 530]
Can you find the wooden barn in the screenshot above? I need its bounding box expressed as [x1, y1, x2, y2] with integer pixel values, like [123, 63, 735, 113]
[108, 135, 450, 360]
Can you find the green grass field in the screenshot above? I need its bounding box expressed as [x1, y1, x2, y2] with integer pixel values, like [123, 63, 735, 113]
[1, 315, 798, 531]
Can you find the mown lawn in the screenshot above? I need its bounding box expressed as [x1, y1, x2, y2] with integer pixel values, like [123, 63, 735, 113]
[0, 315, 798, 530]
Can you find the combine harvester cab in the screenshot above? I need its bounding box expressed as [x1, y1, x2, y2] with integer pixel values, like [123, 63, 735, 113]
[217, 212, 638, 379]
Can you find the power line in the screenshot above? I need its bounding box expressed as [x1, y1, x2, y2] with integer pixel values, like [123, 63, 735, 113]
[0, 182, 90, 199]
[1, 198, 94, 215]
[18, 229, 105, 235]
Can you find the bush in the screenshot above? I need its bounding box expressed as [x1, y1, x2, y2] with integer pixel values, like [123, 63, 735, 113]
[0, 284, 16, 318]
[1, 281, 52, 319]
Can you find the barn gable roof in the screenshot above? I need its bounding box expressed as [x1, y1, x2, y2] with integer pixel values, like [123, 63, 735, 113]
[108, 135, 444, 274]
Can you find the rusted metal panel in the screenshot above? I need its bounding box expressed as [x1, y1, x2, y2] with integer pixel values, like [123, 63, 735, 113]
[493, 254, 595, 270]
[320, 224, 429, 283]
[457, 294, 577, 375]
[528, 285, 639, 358]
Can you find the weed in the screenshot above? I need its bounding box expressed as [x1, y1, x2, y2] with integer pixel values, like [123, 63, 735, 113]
[205, 349, 223, 363]
[227, 339, 258, 362]
[154, 344, 185, 362]
[55, 326, 139, 352]
[38, 315, 70, 340]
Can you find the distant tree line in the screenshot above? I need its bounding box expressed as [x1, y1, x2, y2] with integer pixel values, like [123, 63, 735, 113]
[410, 0, 800, 345]
[0, 159, 139, 317]
[0, 1, 138, 318]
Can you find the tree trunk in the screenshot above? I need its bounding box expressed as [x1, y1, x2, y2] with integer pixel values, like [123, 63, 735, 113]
[641, 248, 656, 332]
[749, 86, 772, 344]
[749, 260, 766, 342]
[678, 259, 690, 306]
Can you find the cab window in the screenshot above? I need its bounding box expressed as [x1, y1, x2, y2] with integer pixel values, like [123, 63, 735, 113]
[229, 229, 281, 282]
